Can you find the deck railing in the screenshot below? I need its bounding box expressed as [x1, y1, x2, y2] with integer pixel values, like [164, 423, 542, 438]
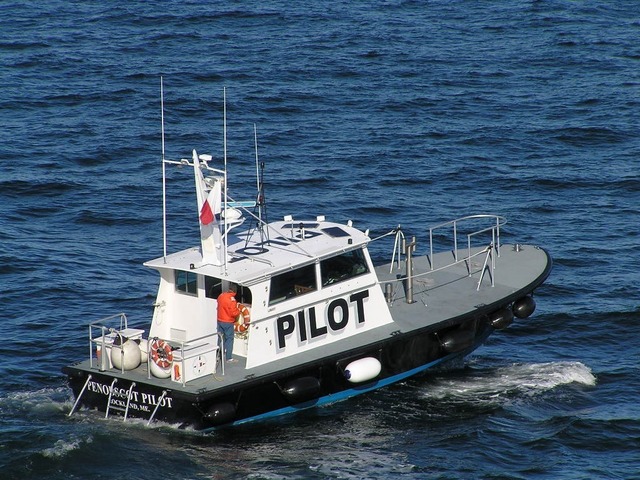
[145, 332, 224, 384]
[89, 313, 130, 371]
[88, 312, 223, 380]
[381, 215, 507, 303]
[428, 214, 506, 270]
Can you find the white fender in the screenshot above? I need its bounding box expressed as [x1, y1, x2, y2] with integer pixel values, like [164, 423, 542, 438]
[111, 339, 142, 371]
[149, 360, 171, 379]
[344, 357, 382, 384]
[139, 338, 149, 363]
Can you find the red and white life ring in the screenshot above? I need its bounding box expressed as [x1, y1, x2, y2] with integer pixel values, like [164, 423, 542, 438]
[150, 338, 173, 369]
[234, 304, 251, 333]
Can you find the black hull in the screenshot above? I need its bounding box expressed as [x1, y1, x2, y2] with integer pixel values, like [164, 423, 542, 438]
[64, 308, 505, 430]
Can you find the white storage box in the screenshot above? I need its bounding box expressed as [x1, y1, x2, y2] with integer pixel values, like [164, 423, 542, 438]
[171, 341, 218, 385]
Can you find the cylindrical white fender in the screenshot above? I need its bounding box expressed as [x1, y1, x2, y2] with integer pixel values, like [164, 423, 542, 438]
[111, 339, 142, 371]
[139, 338, 149, 363]
[149, 360, 171, 379]
[344, 357, 382, 384]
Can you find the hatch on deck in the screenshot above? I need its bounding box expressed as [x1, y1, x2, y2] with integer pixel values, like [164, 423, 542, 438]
[322, 226, 351, 238]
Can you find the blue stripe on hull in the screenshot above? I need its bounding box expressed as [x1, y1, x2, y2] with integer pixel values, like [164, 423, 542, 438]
[221, 344, 479, 429]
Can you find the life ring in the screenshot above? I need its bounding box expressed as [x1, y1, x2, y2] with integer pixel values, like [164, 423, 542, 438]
[234, 304, 251, 333]
[150, 338, 173, 369]
[234, 322, 249, 333]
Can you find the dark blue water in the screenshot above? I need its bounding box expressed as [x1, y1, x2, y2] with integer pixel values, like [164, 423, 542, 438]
[2, 1, 639, 478]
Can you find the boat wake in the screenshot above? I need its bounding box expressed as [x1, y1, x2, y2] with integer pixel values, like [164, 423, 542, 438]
[0, 386, 72, 418]
[420, 361, 595, 405]
[41, 435, 92, 459]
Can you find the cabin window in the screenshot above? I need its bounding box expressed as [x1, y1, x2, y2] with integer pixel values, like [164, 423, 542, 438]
[320, 249, 369, 287]
[205, 276, 223, 299]
[175, 270, 198, 296]
[236, 285, 253, 305]
[206, 276, 253, 305]
[269, 264, 317, 305]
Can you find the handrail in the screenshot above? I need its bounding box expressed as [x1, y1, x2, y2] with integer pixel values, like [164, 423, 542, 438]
[378, 245, 491, 287]
[89, 313, 128, 370]
[378, 215, 506, 303]
[429, 214, 506, 269]
[86, 313, 224, 386]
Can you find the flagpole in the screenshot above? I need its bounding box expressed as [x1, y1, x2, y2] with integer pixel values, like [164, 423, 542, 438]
[161, 77, 167, 263]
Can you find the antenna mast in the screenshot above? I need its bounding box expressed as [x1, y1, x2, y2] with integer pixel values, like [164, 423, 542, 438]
[254, 124, 260, 223]
[161, 77, 167, 263]
[222, 88, 228, 272]
[242, 124, 269, 248]
[254, 124, 268, 243]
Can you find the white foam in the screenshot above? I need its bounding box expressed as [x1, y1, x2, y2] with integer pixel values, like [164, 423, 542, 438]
[0, 386, 72, 415]
[41, 435, 91, 458]
[422, 361, 595, 402]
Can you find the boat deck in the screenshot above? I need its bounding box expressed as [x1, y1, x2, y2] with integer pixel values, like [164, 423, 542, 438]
[68, 243, 550, 398]
[378, 242, 551, 331]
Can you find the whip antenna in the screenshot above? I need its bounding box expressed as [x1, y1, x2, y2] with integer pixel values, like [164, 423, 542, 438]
[254, 124, 268, 240]
[222, 87, 228, 272]
[161, 76, 168, 263]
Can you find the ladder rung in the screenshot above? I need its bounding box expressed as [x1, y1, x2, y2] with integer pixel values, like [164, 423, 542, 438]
[107, 405, 128, 412]
[105, 381, 137, 421]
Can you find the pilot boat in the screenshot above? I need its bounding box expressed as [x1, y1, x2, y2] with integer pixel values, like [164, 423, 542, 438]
[63, 92, 552, 430]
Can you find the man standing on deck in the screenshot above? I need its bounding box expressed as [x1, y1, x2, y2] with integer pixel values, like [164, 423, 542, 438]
[217, 283, 241, 363]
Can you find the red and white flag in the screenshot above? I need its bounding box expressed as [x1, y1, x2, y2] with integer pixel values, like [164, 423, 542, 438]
[199, 182, 221, 226]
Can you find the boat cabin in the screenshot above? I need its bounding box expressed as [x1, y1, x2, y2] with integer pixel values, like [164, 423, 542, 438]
[143, 216, 394, 372]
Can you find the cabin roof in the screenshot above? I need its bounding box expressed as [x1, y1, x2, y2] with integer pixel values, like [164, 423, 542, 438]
[144, 219, 370, 284]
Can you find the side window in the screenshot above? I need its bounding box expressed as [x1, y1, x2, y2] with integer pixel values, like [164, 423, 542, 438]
[175, 270, 198, 296]
[205, 276, 223, 299]
[236, 285, 253, 305]
[206, 277, 253, 305]
[320, 249, 369, 287]
[269, 264, 317, 305]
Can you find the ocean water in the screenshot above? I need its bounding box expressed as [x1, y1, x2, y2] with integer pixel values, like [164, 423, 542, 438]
[1, 1, 639, 479]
